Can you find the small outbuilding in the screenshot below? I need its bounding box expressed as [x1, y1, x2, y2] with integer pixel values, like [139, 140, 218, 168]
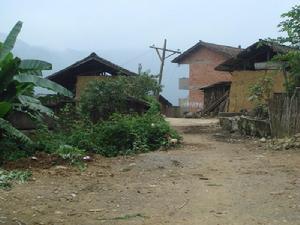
[215, 41, 292, 113]
[199, 81, 231, 116]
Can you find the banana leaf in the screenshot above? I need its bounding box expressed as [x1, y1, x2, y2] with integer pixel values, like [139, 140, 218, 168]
[19, 60, 52, 71]
[18, 95, 55, 118]
[0, 21, 22, 61]
[0, 118, 32, 144]
[14, 74, 73, 98]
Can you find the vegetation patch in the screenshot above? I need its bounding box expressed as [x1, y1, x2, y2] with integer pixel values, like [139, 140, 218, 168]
[0, 21, 180, 177]
[0, 169, 32, 190]
[34, 112, 181, 157]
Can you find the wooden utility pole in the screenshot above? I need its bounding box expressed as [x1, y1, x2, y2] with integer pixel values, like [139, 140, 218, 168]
[150, 39, 181, 89]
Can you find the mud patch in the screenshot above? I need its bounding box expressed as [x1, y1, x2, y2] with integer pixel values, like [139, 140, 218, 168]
[3, 152, 67, 170]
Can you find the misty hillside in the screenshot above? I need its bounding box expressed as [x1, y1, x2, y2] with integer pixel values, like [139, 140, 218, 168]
[0, 34, 188, 105]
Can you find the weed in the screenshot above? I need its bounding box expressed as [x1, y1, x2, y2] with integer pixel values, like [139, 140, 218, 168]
[0, 169, 32, 190]
[56, 145, 85, 164]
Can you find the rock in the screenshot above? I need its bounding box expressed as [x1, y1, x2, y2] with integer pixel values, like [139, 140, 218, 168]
[169, 139, 178, 144]
[129, 163, 136, 167]
[88, 208, 104, 212]
[120, 167, 131, 172]
[55, 166, 68, 170]
[260, 138, 266, 143]
[83, 156, 92, 161]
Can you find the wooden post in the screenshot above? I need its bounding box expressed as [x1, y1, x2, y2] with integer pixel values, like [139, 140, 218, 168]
[158, 39, 167, 86]
[150, 39, 181, 96]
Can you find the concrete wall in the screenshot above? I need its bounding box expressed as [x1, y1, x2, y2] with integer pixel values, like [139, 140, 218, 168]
[229, 70, 285, 112]
[180, 47, 231, 112]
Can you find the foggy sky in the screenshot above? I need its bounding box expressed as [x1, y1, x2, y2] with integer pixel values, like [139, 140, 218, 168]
[1, 1, 299, 105]
[1, 0, 298, 51]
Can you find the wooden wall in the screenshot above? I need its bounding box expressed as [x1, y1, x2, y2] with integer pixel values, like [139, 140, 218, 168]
[269, 92, 300, 137]
[203, 85, 230, 116]
[229, 70, 285, 112]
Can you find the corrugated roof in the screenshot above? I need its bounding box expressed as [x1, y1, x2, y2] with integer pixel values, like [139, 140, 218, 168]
[172, 40, 242, 63]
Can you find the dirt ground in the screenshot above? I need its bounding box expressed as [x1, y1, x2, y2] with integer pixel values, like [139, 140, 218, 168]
[1, 118, 300, 225]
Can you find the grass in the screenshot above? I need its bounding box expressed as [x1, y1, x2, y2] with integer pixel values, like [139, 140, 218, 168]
[0, 169, 32, 190]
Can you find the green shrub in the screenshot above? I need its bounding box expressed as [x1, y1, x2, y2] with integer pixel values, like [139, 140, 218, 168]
[73, 113, 179, 157]
[146, 96, 161, 115]
[0, 137, 36, 164]
[0, 169, 32, 190]
[79, 75, 161, 121]
[56, 145, 85, 164]
[33, 112, 181, 158]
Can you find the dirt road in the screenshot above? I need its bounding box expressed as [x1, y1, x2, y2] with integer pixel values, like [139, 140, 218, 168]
[1, 118, 300, 225]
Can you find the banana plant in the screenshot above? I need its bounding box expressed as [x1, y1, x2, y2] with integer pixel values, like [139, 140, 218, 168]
[0, 21, 73, 143]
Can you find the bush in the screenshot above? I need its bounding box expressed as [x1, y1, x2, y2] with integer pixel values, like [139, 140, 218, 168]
[88, 113, 180, 157]
[56, 145, 85, 164]
[0, 169, 32, 190]
[34, 112, 181, 157]
[0, 137, 36, 164]
[79, 75, 161, 121]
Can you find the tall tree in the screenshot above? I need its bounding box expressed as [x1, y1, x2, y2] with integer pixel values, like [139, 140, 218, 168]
[272, 5, 300, 95]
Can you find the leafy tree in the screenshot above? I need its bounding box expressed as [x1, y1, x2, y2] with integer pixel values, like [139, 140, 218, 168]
[0, 21, 72, 143]
[271, 5, 300, 95]
[248, 75, 274, 118]
[79, 74, 161, 121]
[277, 5, 300, 47]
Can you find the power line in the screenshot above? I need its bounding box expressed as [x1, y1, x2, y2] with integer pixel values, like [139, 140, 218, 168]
[120, 49, 152, 66]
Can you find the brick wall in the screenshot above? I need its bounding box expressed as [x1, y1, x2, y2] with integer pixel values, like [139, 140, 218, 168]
[180, 47, 232, 112]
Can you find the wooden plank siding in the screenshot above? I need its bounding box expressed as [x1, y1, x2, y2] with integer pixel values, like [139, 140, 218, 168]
[269, 92, 300, 137]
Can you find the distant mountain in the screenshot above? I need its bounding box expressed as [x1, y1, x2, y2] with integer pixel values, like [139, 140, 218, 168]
[0, 34, 188, 105]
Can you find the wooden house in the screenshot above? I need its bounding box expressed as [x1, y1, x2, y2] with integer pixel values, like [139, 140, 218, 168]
[215, 41, 292, 113]
[47, 52, 136, 98]
[47, 52, 172, 115]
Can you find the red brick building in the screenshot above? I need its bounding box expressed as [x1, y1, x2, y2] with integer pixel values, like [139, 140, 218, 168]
[172, 41, 242, 112]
